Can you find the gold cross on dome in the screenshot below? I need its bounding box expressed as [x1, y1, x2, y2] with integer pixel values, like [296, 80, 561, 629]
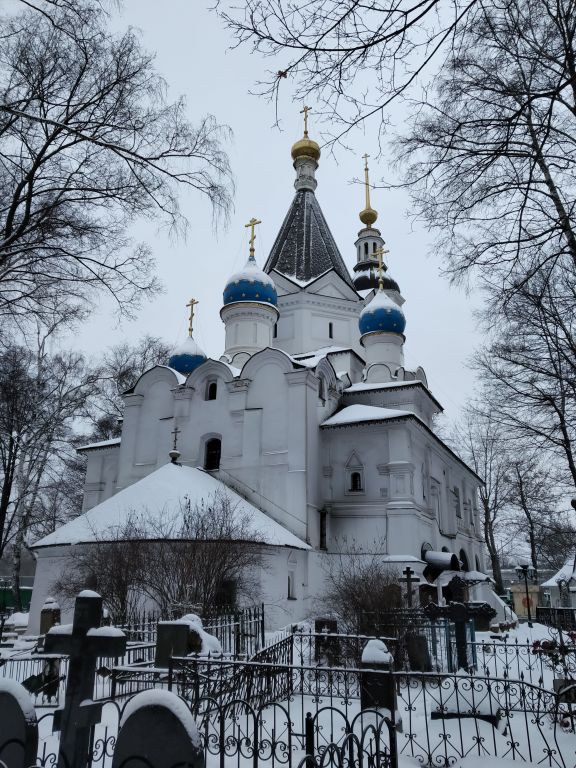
[300, 105, 312, 137]
[245, 217, 262, 257]
[186, 298, 199, 337]
[373, 245, 390, 290]
[362, 153, 372, 208]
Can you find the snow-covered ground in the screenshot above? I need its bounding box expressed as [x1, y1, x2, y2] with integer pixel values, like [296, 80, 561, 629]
[2, 621, 575, 767]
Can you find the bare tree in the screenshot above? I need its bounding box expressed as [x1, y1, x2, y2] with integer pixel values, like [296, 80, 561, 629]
[87, 335, 171, 440]
[399, 0, 576, 296]
[474, 270, 576, 490]
[450, 406, 513, 594]
[219, 0, 478, 143]
[52, 515, 148, 620]
[506, 453, 563, 571]
[53, 491, 265, 619]
[140, 491, 264, 615]
[0, 3, 232, 323]
[320, 539, 400, 632]
[0, 327, 98, 607]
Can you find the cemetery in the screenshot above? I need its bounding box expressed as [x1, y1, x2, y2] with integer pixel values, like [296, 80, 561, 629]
[1, 585, 576, 768]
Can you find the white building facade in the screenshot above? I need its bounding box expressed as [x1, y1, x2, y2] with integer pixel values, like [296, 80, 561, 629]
[29, 128, 495, 631]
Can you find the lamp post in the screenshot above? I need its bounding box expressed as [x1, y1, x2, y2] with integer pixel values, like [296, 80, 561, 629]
[0, 576, 11, 641]
[515, 563, 537, 627]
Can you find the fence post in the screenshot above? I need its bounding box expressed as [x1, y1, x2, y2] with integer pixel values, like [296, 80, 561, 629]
[260, 603, 265, 651]
[168, 657, 173, 692]
[305, 711, 314, 760]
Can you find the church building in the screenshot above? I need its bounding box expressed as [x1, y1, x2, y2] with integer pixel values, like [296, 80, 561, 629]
[28, 117, 497, 632]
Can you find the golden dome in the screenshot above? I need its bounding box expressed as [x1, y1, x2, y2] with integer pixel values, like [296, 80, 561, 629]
[291, 136, 321, 162]
[359, 206, 378, 227]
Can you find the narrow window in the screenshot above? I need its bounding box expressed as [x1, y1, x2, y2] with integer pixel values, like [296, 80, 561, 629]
[320, 510, 327, 550]
[207, 382, 217, 401]
[350, 471, 362, 492]
[328, 322, 333, 339]
[288, 571, 296, 599]
[364, 242, 368, 257]
[204, 438, 221, 471]
[373, 241, 377, 253]
[459, 549, 470, 572]
[273, 323, 278, 338]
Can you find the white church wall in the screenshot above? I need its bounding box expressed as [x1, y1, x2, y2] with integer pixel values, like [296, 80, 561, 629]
[28, 547, 72, 633]
[82, 446, 119, 511]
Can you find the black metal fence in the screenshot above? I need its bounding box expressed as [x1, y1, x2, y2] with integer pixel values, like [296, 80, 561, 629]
[538, 607, 576, 631]
[113, 603, 266, 656]
[9, 662, 573, 768]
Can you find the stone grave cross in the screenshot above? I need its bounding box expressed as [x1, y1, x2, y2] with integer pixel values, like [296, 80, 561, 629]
[43, 590, 126, 768]
[424, 576, 496, 671]
[399, 566, 419, 608]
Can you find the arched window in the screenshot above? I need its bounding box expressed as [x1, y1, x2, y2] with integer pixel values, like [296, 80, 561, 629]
[364, 242, 368, 256]
[318, 377, 325, 403]
[459, 549, 470, 571]
[205, 381, 217, 401]
[273, 323, 278, 338]
[350, 471, 363, 492]
[421, 542, 433, 561]
[373, 241, 377, 253]
[328, 322, 333, 339]
[204, 438, 221, 471]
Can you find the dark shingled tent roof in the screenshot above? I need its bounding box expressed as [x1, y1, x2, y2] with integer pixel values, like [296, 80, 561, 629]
[264, 189, 356, 290]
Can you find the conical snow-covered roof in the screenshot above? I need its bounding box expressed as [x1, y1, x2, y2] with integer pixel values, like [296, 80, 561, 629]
[264, 190, 355, 289]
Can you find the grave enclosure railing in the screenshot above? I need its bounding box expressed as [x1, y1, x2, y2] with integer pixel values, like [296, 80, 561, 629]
[91, 663, 576, 768]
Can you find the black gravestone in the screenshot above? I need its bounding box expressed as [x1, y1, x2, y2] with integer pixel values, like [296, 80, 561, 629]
[155, 621, 204, 668]
[406, 633, 432, 672]
[112, 690, 204, 768]
[0, 679, 38, 768]
[44, 590, 126, 768]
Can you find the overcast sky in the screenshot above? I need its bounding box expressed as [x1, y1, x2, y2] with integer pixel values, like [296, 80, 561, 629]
[66, 1, 483, 419]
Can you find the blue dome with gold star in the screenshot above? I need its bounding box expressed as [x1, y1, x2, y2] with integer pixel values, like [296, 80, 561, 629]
[359, 289, 406, 336]
[168, 335, 207, 375]
[223, 257, 278, 306]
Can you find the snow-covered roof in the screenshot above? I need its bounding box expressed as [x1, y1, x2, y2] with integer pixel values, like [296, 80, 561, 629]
[77, 437, 121, 452]
[32, 463, 310, 550]
[345, 381, 422, 393]
[343, 380, 443, 410]
[291, 346, 350, 368]
[541, 555, 576, 587]
[321, 404, 413, 427]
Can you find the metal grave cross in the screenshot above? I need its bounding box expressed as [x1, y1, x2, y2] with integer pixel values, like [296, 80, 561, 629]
[44, 591, 126, 768]
[424, 576, 495, 671]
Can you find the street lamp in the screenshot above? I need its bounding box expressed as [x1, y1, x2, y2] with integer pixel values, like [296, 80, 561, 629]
[515, 563, 537, 627]
[0, 576, 12, 642]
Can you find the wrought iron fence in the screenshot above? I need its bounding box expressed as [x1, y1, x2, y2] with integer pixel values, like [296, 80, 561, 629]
[538, 607, 576, 631]
[113, 603, 266, 656]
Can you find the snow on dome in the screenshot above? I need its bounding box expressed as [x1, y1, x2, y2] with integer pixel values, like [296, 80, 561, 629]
[223, 257, 278, 307]
[168, 335, 207, 375]
[359, 289, 406, 336]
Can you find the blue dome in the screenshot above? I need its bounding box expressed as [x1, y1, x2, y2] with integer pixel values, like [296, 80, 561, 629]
[168, 336, 207, 375]
[223, 258, 277, 307]
[359, 290, 406, 336]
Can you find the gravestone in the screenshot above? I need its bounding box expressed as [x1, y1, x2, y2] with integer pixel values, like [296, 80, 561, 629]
[40, 596, 61, 635]
[405, 633, 432, 672]
[112, 689, 204, 768]
[43, 590, 126, 768]
[314, 618, 338, 664]
[0, 679, 38, 768]
[424, 577, 496, 671]
[360, 640, 396, 712]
